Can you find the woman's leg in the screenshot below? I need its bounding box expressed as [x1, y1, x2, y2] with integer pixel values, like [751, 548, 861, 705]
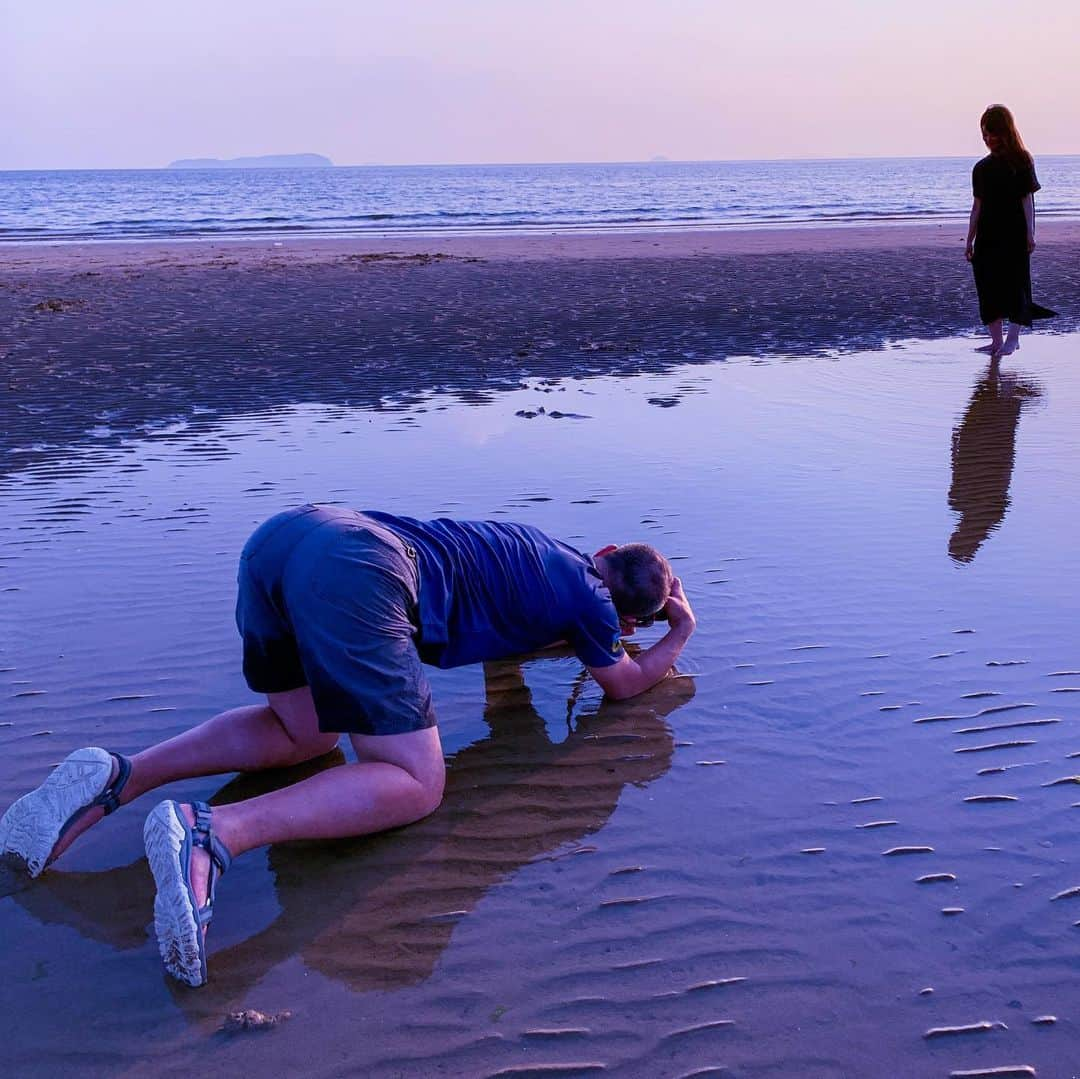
[976, 318, 1004, 354]
[49, 688, 338, 862]
[1001, 321, 1022, 354]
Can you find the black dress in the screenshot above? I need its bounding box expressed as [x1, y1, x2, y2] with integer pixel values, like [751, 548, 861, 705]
[971, 153, 1056, 326]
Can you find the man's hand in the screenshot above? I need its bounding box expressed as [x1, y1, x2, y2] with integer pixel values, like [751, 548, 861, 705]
[663, 576, 695, 635]
[964, 242, 974, 262]
[590, 577, 696, 700]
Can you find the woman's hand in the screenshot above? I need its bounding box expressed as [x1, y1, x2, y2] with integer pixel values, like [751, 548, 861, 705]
[1027, 236, 1036, 254]
[964, 243, 974, 262]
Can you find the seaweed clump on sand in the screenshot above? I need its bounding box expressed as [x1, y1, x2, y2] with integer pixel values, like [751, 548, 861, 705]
[222, 1008, 293, 1033]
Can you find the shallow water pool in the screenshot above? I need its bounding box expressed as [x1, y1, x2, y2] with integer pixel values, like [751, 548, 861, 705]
[2, 333, 1079, 1077]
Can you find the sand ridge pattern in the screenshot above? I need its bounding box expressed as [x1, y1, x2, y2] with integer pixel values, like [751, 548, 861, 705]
[2, 324, 1079, 1076]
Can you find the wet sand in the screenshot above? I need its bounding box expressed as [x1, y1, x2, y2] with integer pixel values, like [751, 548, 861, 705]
[2, 227, 1080, 1076]
[2, 223, 1077, 476]
[6, 218, 1080, 268]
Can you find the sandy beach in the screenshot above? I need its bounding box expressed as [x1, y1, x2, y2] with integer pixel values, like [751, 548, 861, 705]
[2, 222, 1077, 470]
[5, 218, 1080, 270]
[3, 223, 1080, 1076]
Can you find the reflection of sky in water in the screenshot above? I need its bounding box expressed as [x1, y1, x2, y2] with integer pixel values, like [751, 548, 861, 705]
[3, 333, 1080, 1075]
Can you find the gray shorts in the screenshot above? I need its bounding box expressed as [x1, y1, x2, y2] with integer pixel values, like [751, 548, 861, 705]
[235, 505, 435, 736]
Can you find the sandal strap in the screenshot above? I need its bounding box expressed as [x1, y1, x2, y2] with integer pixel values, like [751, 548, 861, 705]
[188, 801, 233, 920]
[94, 753, 132, 816]
[58, 751, 134, 843]
[192, 801, 213, 837]
[206, 834, 233, 875]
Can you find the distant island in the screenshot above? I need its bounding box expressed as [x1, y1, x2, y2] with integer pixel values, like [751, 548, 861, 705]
[167, 153, 333, 169]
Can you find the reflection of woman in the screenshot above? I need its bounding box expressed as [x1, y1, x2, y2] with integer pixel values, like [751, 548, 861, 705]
[964, 104, 1056, 357]
[948, 359, 1041, 563]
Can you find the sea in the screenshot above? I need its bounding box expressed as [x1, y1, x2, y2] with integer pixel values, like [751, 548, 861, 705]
[3, 156, 1080, 243]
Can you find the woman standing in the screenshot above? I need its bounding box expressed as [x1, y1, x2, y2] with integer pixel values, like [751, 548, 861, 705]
[965, 104, 1056, 356]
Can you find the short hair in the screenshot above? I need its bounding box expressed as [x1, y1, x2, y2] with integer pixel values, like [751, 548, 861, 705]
[604, 543, 673, 619]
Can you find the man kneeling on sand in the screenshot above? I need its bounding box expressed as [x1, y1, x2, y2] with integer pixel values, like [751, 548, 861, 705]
[0, 504, 695, 987]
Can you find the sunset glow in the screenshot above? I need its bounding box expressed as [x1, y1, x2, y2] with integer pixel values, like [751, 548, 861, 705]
[6, 0, 1078, 169]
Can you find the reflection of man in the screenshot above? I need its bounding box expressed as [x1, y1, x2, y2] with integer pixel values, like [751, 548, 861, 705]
[948, 362, 1041, 563]
[215, 655, 690, 997]
[1, 504, 695, 987]
[7, 657, 692, 1003]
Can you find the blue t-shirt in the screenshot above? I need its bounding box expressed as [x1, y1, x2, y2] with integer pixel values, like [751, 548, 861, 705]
[365, 512, 624, 670]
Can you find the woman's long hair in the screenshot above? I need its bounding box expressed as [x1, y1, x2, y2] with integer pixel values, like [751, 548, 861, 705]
[980, 104, 1032, 168]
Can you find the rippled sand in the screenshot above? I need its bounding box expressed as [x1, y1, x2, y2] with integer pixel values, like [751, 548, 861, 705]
[2, 327, 1080, 1076]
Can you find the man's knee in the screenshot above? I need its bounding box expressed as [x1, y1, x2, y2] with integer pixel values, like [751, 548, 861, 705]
[294, 732, 342, 763]
[275, 720, 339, 765]
[390, 742, 445, 822]
[412, 766, 445, 820]
[266, 688, 339, 761]
[350, 726, 445, 820]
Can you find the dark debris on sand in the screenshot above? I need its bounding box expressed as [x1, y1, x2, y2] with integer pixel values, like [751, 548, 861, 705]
[2, 245, 1078, 477]
[222, 1008, 293, 1033]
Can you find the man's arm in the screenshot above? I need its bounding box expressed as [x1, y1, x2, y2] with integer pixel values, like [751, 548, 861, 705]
[589, 578, 695, 701]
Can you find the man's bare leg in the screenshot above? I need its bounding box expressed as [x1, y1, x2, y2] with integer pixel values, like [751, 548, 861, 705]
[49, 688, 338, 862]
[172, 725, 446, 933]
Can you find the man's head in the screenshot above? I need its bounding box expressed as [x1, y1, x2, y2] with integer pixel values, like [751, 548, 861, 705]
[594, 543, 673, 627]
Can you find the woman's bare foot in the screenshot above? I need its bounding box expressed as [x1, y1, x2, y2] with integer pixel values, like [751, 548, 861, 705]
[999, 331, 1021, 356]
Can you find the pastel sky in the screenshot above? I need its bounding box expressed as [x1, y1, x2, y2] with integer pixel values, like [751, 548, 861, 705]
[5, 0, 1078, 169]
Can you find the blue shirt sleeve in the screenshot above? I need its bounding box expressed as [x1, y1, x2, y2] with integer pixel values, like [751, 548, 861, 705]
[568, 584, 624, 669]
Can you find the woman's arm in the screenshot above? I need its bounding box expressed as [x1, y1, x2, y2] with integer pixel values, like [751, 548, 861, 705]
[965, 198, 981, 261]
[1022, 193, 1035, 253]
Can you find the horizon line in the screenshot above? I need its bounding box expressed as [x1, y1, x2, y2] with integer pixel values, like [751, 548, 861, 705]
[5, 151, 1080, 174]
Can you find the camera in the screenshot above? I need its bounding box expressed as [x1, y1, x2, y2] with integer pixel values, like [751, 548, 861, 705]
[634, 608, 669, 628]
